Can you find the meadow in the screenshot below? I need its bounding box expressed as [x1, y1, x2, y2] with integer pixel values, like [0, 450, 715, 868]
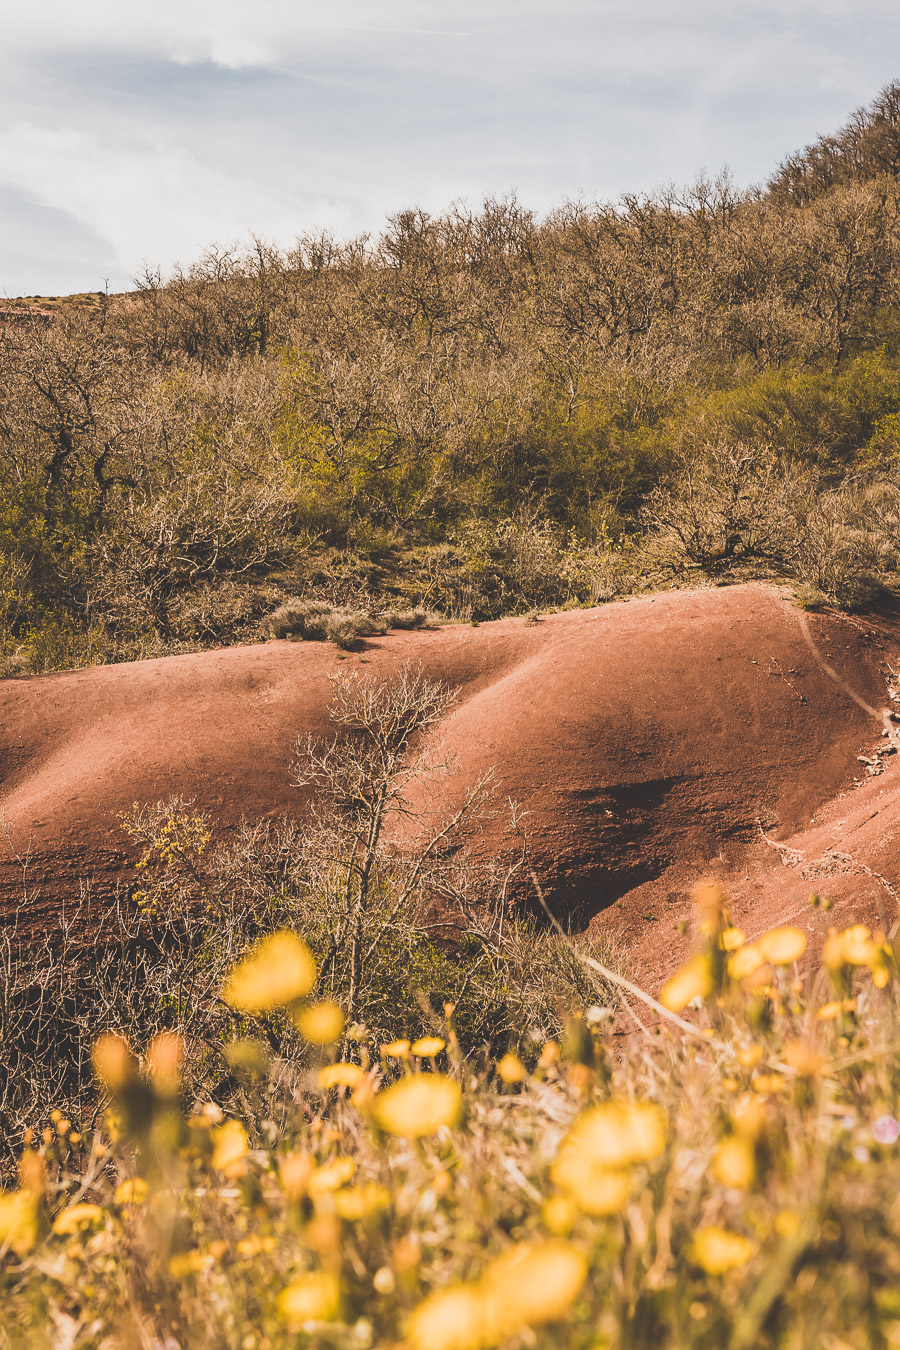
[2, 884, 899, 1349]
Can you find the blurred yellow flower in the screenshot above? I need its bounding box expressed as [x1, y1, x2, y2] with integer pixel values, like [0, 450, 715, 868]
[0, 1191, 39, 1255]
[278, 1270, 342, 1325]
[757, 926, 807, 965]
[333, 1184, 391, 1220]
[659, 954, 713, 1011]
[736, 1044, 764, 1068]
[552, 1100, 664, 1215]
[381, 1038, 411, 1058]
[295, 1001, 345, 1045]
[752, 1074, 786, 1095]
[774, 1209, 801, 1238]
[236, 1234, 276, 1257]
[210, 1120, 250, 1174]
[558, 1165, 631, 1215]
[556, 1099, 666, 1172]
[308, 1157, 356, 1194]
[496, 1053, 527, 1084]
[824, 925, 879, 970]
[481, 1240, 588, 1338]
[222, 932, 316, 1012]
[407, 1284, 485, 1350]
[146, 1031, 184, 1097]
[92, 1033, 137, 1092]
[169, 1249, 212, 1278]
[318, 1063, 365, 1090]
[279, 1151, 313, 1200]
[542, 1193, 579, 1235]
[728, 943, 765, 981]
[784, 1040, 825, 1077]
[732, 1095, 767, 1139]
[411, 1036, 446, 1057]
[713, 1135, 755, 1189]
[114, 1178, 149, 1206]
[537, 1040, 559, 1069]
[406, 1240, 586, 1350]
[692, 1225, 756, 1274]
[52, 1203, 105, 1236]
[373, 1265, 396, 1295]
[371, 1074, 462, 1138]
[721, 926, 746, 951]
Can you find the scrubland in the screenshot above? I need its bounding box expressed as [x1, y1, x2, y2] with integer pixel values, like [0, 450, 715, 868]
[7, 85, 900, 672]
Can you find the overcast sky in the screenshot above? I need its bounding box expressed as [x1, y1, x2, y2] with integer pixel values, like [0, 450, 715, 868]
[2, 0, 899, 297]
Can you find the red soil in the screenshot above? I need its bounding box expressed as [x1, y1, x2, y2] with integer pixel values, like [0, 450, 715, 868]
[2, 582, 898, 979]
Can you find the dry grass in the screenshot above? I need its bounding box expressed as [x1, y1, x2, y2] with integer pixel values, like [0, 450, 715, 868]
[2, 885, 900, 1348]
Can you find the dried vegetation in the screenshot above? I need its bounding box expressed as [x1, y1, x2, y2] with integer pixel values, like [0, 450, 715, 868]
[8, 86, 900, 672]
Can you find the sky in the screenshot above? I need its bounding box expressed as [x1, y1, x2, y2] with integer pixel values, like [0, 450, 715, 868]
[2, 1, 900, 297]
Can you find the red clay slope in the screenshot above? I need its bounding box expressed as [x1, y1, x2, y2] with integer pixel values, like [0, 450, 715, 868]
[1, 582, 896, 959]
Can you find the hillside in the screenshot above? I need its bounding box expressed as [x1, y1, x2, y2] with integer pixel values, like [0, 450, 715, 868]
[3, 584, 896, 971]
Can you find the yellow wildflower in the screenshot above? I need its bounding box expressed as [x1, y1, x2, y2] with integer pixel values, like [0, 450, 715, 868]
[713, 1135, 755, 1189]
[692, 1226, 755, 1274]
[381, 1039, 411, 1058]
[406, 1284, 485, 1350]
[169, 1249, 212, 1278]
[318, 1062, 365, 1090]
[222, 932, 316, 1012]
[481, 1240, 588, 1339]
[333, 1184, 391, 1220]
[411, 1036, 446, 1057]
[784, 1040, 825, 1077]
[659, 954, 713, 1012]
[0, 1191, 39, 1255]
[308, 1157, 356, 1194]
[92, 1033, 137, 1092]
[277, 1270, 342, 1325]
[552, 1099, 664, 1215]
[736, 1044, 763, 1068]
[114, 1178, 150, 1206]
[295, 1001, 345, 1044]
[210, 1120, 250, 1174]
[728, 943, 765, 981]
[496, 1053, 527, 1084]
[757, 926, 807, 965]
[752, 1073, 786, 1095]
[371, 1074, 462, 1138]
[52, 1204, 105, 1236]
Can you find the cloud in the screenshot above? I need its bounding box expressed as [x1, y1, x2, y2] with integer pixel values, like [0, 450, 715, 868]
[3, 0, 900, 293]
[0, 186, 115, 297]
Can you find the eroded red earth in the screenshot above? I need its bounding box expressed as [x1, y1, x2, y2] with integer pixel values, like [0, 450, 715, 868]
[3, 582, 899, 982]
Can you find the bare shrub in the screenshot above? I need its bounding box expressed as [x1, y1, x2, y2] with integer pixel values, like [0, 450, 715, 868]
[266, 599, 382, 647]
[793, 480, 900, 607]
[640, 440, 814, 576]
[267, 600, 438, 648]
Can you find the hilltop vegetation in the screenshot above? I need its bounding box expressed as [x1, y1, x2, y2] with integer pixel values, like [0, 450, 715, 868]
[5, 84, 900, 674]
